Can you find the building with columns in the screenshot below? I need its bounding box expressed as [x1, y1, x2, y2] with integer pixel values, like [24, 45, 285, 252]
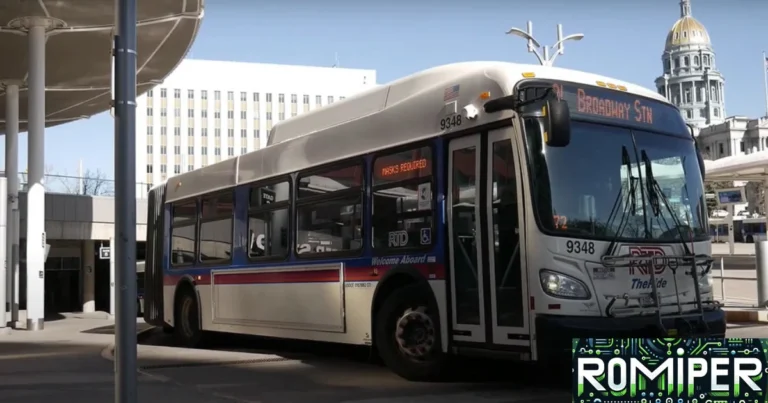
[655, 0, 726, 134]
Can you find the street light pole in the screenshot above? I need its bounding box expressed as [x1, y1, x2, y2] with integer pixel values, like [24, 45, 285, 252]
[506, 21, 584, 67]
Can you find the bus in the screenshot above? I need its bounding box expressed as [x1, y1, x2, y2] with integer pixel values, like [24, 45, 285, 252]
[710, 216, 767, 243]
[142, 61, 725, 381]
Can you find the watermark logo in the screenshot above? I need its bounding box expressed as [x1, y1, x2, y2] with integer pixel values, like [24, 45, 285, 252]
[573, 338, 767, 401]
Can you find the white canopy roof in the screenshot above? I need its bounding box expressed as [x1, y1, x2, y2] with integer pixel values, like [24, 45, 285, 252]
[704, 151, 768, 181]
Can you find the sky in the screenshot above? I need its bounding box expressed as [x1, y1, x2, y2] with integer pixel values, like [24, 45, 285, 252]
[2, 0, 767, 180]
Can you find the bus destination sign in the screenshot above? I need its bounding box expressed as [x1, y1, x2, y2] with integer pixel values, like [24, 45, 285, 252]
[546, 81, 689, 136]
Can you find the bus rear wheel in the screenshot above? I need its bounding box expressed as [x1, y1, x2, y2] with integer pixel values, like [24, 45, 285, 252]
[174, 288, 204, 348]
[375, 283, 446, 381]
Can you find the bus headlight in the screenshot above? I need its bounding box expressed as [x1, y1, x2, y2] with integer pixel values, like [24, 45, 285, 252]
[539, 270, 591, 300]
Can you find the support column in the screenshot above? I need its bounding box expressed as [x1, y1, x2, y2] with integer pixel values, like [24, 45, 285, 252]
[0, 177, 7, 333]
[82, 241, 95, 313]
[25, 23, 47, 331]
[4, 82, 20, 327]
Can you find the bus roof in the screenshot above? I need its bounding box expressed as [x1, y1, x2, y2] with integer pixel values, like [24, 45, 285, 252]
[164, 61, 670, 203]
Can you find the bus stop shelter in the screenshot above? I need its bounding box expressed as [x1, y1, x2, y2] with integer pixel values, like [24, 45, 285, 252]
[704, 151, 768, 254]
[0, 1, 203, 332]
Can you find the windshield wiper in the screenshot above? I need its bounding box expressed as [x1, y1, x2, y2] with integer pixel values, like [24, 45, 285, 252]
[640, 150, 694, 251]
[604, 146, 638, 256]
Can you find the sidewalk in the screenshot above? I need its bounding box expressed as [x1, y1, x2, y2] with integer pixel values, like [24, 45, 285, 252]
[0, 315, 233, 403]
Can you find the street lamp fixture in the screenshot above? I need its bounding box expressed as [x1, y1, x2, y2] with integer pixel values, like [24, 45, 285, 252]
[506, 21, 584, 67]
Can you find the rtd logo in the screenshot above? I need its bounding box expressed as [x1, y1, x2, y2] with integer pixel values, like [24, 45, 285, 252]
[627, 246, 666, 275]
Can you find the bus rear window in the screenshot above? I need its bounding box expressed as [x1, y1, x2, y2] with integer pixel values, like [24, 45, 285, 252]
[373, 146, 432, 186]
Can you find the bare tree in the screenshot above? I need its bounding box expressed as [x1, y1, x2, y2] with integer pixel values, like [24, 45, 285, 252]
[57, 168, 115, 196]
[19, 164, 56, 191]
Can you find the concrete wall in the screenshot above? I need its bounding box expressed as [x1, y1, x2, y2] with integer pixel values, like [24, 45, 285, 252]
[18, 192, 148, 241]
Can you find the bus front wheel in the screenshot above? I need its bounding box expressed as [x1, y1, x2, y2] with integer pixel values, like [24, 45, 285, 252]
[374, 283, 446, 381]
[174, 288, 204, 348]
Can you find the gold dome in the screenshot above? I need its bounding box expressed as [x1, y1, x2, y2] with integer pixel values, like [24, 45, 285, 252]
[665, 16, 711, 50]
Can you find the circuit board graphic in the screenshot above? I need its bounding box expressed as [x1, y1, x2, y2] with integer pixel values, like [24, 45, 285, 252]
[572, 338, 768, 403]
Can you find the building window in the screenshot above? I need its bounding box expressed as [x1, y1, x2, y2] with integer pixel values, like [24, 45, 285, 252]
[160, 88, 167, 98]
[227, 91, 234, 101]
[201, 90, 208, 100]
[214, 147, 221, 156]
[201, 110, 207, 118]
[266, 112, 272, 120]
[214, 91, 221, 101]
[340, 96, 345, 100]
[160, 109, 167, 117]
[278, 94, 284, 103]
[303, 95, 309, 105]
[240, 111, 246, 119]
[240, 129, 247, 138]
[147, 107, 153, 116]
[215, 128, 221, 137]
[187, 109, 194, 118]
[146, 165, 153, 173]
[147, 126, 153, 135]
[201, 146, 208, 155]
[160, 146, 167, 154]
[174, 108, 181, 117]
[684, 56, 689, 67]
[214, 111, 221, 119]
[248, 180, 291, 258]
[328, 96, 334, 104]
[719, 143, 724, 156]
[188, 89, 194, 99]
[266, 93, 272, 102]
[188, 127, 194, 136]
[291, 94, 297, 104]
[240, 147, 247, 155]
[188, 146, 194, 154]
[253, 92, 259, 102]
[372, 145, 433, 250]
[227, 111, 234, 119]
[174, 146, 181, 155]
[199, 192, 234, 263]
[228, 129, 234, 138]
[240, 92, 247, 101]
[147, 145, 153, 154]
[147, 90, 153, 97]
[201, 128, 208, 137]
[160, 165, 167, 173]
[315, 95, 322, 104]
[279, 112, 285, 121]
[188, 165, 194, 172]
[296, 162, 364, 255]
[160, 126, 167, 135]
[254, 129, 260, 138]
[174, 89, 181, 99]
[174, 127, 181, 136]
[227, 147, 234, 156]
[174, 165, 181, 174]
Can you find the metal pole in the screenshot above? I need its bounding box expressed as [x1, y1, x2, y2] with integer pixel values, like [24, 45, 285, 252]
[727, 205, 735, 256]
[115, 0, 138, 400]
[763, 52, 768, 118]
[4, 83, 20, 328]
[109, 238, 115, 318]
[719, 256, 725, 302]
[25, 23, 47, 331]
[0, 177, 7, 333]
[755, 241, 768, 307]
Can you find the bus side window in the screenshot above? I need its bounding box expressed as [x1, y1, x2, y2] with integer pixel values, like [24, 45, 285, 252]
[170, 200, 197, 267]
[372, 144, 434, 252]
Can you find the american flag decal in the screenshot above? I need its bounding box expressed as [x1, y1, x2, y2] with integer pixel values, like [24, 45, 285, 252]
[443, 84, 460, 101]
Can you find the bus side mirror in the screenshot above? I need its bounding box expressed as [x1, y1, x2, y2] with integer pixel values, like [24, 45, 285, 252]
[544, 98, 571, 147]
[688, 123, 706, 181]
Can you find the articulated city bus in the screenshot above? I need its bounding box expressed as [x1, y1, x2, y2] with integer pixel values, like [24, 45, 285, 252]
[142, 61, 724, 381]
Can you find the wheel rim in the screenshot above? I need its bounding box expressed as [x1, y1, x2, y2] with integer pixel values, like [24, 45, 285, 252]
[180, 297, 195, 338]
[394, 305, 436, 361]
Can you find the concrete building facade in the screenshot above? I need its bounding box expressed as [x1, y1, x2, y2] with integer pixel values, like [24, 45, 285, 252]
[136, 60, 377, 189]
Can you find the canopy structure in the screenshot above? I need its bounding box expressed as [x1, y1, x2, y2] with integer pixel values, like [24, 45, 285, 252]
[704, 151, 768, 182]
[0, 0, 204, 133]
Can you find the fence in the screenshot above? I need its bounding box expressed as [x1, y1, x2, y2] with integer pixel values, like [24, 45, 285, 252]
[14, 173, 153, 199]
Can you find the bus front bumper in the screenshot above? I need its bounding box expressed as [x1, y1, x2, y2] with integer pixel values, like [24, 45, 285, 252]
[534, 308, 726, 360]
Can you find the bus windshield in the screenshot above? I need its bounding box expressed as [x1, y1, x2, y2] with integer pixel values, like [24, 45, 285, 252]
[524, 118, 708, 243]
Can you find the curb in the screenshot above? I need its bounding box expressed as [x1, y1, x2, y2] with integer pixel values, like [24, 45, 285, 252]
[725, 309, 768, 324]
[101, 326, 157, 361]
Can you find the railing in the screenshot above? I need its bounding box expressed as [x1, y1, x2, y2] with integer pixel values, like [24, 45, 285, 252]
[13, 173, 153, 199]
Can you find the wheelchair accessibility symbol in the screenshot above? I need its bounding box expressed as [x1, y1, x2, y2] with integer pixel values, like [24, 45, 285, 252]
[420, 228, 431, 245]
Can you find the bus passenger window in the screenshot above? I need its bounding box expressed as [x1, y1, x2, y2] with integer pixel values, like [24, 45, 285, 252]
[372, 145, 433, 251]
[171, 200, 197, 266]
[248, 180, 291, 259]
[296, 162, 364, 255]
[199, 191, 234, 262]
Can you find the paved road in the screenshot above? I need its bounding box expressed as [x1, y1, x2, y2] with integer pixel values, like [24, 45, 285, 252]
[136, 330, 570, 403]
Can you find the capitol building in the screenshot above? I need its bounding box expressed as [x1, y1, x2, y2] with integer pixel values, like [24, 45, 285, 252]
[654, 0, 768, 160]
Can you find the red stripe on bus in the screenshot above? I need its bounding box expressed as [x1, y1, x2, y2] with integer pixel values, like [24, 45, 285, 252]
[161, 263, 445, 286]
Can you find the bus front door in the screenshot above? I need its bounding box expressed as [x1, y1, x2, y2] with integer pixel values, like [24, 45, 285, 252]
[447, 129, 530, 350]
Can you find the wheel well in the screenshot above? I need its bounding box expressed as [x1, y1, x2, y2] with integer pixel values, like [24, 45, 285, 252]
[371, 271, 432, 347]
[173, 279, 197, 320]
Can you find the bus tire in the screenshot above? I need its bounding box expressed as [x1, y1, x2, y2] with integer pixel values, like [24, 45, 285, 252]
[174, 288, 204, 348]
[374, 283, 446, 381]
